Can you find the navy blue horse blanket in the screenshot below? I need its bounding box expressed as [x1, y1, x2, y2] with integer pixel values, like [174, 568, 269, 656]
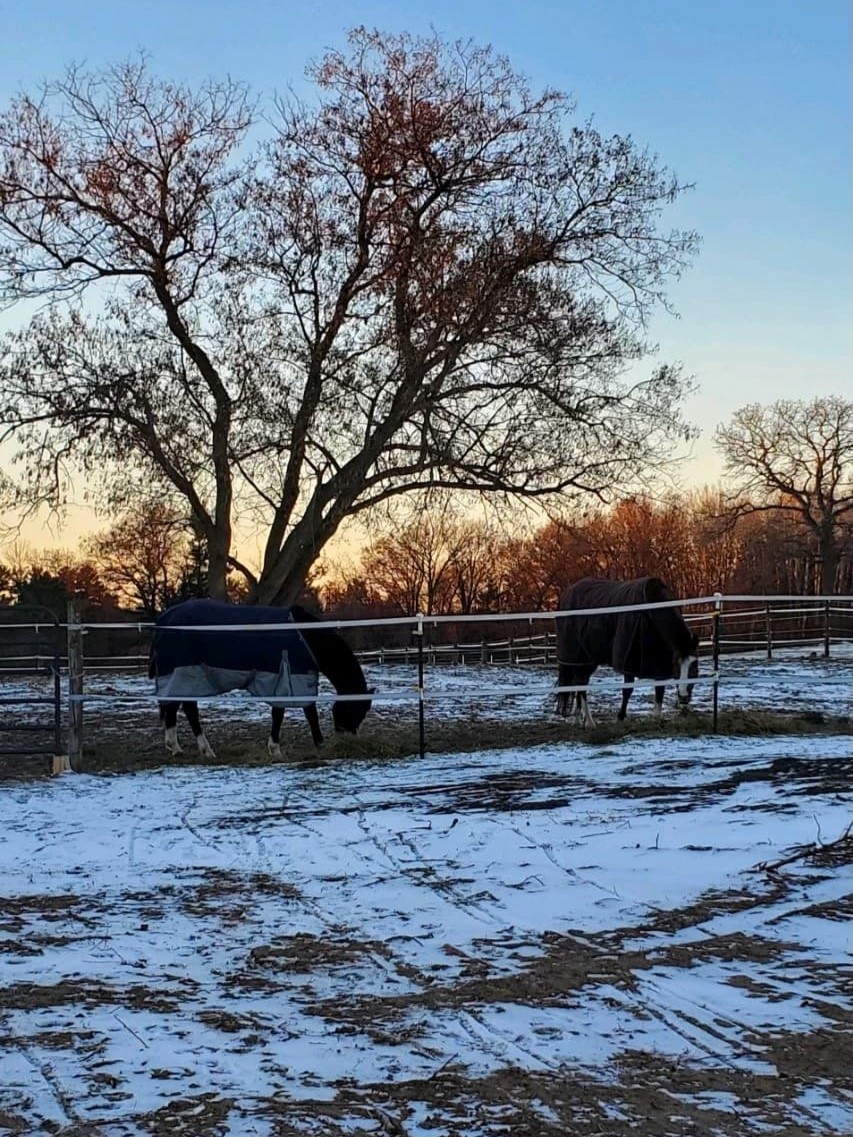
[150, 599, 319, 702]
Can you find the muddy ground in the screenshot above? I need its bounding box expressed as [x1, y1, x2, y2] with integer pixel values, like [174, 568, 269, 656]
[1, 711, 851, 1135]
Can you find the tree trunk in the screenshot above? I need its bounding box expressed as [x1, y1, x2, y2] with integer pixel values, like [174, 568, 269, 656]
[253, 526, 319, 607]
[207, 534, 231, 600]
[819, 533, 838, 595]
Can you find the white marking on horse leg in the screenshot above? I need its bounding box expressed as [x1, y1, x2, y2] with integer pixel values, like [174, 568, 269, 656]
[164, 726, 183, 755]
[196, 732, 216, 759]
[582, 697, 596, 728]
[653, 700, 663, 718]
[677, 655, 697, 701]
[267, 736, 282, 758]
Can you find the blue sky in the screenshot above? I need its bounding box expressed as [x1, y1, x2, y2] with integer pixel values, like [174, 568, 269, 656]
[1, 0, 850, 509]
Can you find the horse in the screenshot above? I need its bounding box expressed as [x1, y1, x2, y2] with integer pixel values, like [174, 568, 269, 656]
[149, 599, 372, 758]
[555, 577, 699, 727]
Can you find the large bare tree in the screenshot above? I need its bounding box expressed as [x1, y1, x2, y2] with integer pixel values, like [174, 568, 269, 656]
[0, 30, 698, 604]
[714, 397, 853, 592]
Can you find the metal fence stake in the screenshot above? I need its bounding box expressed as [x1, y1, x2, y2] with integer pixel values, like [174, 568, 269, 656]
[414, 613, 426, 761]
[67, 596, 85, 773]
[824, 599, 831, 659]
[712, 593, 722, 733]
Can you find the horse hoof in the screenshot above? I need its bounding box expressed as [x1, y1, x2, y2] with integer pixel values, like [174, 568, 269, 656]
[164, 727, 182, 755]
[196, 734, 216, 759]
[267, 738, 282, 758]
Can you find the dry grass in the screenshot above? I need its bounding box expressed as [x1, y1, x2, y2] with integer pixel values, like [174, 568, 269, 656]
[0, 703, 848, 779]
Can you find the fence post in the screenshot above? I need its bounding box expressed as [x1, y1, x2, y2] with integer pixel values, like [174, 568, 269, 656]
[712, 593, 722, 734]
[765, 602, 773, 661]
[67, 596, 85, 773]
[824, 599, 831, 659]
[414, 613, 426, 761]
[51, 617, 64, 772]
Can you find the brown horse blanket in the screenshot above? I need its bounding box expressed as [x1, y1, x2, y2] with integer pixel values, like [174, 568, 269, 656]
[557, 577, 688, 678]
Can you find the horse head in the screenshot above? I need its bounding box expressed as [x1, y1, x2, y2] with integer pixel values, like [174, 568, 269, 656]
[332, 687, 375, 734]
[674, 632, 700, 706]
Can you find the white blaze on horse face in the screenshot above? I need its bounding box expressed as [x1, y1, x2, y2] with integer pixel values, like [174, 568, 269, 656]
[164, 726, 182, 755]
[677, 655, 697, 701]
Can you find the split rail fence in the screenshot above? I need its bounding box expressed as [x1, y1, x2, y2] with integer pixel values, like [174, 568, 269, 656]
[0, 593, 851, 772]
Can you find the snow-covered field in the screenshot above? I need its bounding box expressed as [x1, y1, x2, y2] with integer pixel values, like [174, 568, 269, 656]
[0, 650, 851, 1135]
[3, 641, 853, 729]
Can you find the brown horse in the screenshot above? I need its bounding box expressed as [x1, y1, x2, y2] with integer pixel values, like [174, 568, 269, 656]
[556, 577, 699, 726]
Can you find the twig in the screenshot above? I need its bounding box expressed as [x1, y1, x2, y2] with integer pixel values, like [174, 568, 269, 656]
[428, 1052, 459, 1080]
[114, 1012, 149, 1048]
[753, 820, 853, 875]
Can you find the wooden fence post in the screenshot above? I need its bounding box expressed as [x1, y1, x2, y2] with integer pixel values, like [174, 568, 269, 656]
[765, 602, 773, 661]
[67, 596, 84, 773]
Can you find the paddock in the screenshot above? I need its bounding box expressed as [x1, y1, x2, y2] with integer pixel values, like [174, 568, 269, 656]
[0, 601, 851, 1135]
[0, 722, 850, 1134]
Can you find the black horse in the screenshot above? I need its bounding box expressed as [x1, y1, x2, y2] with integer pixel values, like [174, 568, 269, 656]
[149, 599, 372, 758]
[555, 577, 699, 727]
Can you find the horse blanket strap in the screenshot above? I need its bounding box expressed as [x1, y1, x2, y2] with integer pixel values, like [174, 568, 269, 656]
[151, 599, 320, 703]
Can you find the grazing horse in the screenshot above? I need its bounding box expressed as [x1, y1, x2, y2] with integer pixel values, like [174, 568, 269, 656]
[149, 599, 372, 758]
[555, 577, 699, 727]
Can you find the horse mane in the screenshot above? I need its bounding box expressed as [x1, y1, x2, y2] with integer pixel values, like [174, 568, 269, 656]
[290, 604, 368, 695]
[643, 580, 697, 655]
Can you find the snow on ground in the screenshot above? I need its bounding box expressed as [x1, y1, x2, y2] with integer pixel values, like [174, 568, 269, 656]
[3, 640, 853, 728]
[0, 647, 851, 1134]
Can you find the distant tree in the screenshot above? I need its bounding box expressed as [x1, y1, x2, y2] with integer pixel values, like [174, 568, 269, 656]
[0, 32, 697, 604]
[7, 557, 118, 618]
[361, 509, 459, 615]
[715, 397, 853, 592]
[679, 488, 743, 596]
[446, 522, 509, 614]
[502, 521, 581, 610]
[0, 562, 14, 604]
[85, 501, 191, 616]
[86, 503, 252, 614]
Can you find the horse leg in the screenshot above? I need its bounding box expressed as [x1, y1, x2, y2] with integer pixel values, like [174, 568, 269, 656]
[618, 674, 634, 721]
[653, 685, 665, 718]
[268, 706, 284, 757]
[579, 689, 596, 728]
[161, 702, 183, 755]
[569, 667, 593, 728]
[303, 703, 324, 747]
[181, 701, 216, 758]
[555, 663, 570, 717]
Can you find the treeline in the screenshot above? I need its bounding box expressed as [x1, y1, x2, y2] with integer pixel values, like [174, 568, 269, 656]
[321, 490, 853, 626]
[1, 490, 851, 634]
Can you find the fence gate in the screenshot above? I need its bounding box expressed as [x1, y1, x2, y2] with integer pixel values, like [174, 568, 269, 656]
[0, 606, 62, 767]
